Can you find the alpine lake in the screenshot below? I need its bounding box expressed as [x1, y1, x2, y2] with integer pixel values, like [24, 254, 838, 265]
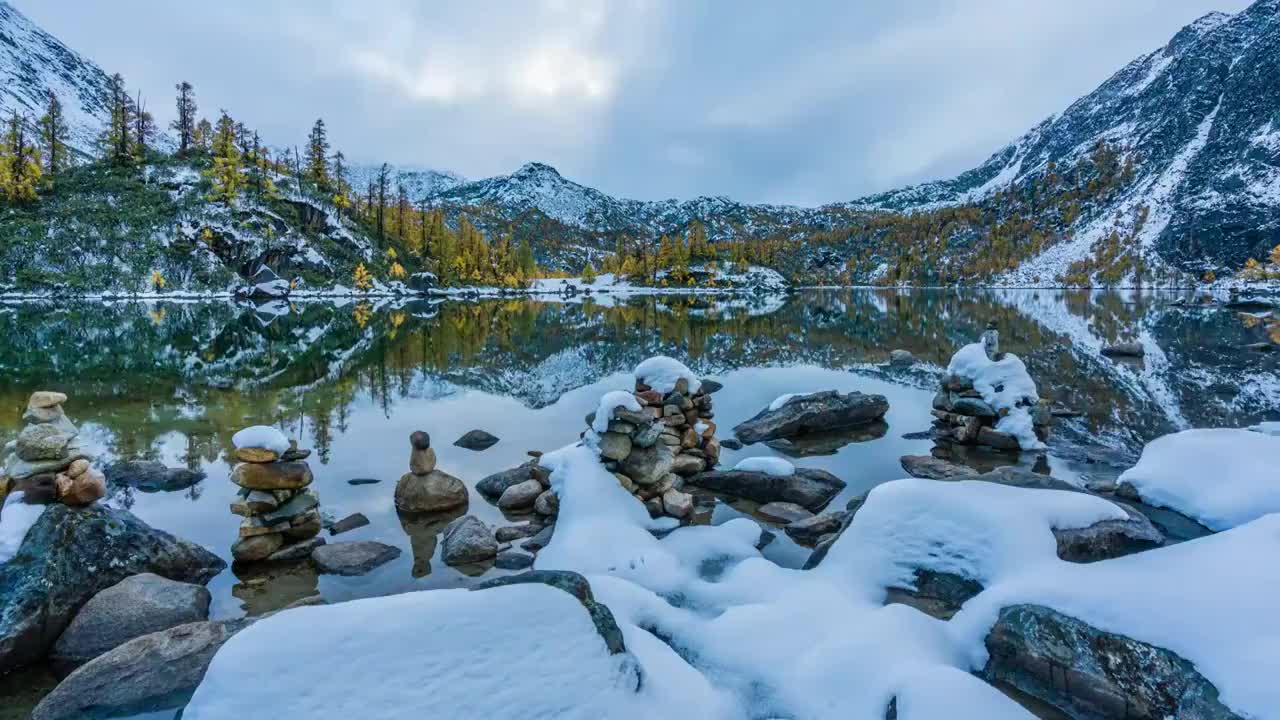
[1, 288, 1276, 718]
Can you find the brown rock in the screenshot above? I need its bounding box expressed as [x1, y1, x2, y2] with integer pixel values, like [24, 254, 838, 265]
[684, 409, 700, 426]
[283, 510, 322, 541]
[661, 489, 694, 518]
[230, 461, 313, 491]
[0, 475, 9, 504]
[680, 428, 700, 449]
[239, 515, 290, 538]
[613, 473, 637, 493]
[56, 468, 105, 507]
[955, 416, 984, 444]
[394, 469, 468, 513]
[410, 447, 438, 475]
[66, 459, 90, 478]
[671, 453, 706, 477]
[235, 447, 280, 463]
[229, 490, 280, 516]
[701, 422, 717, 440]
[28, 391, 68, 409]
[636, 390, 663, 406]
[231, 533, 283, 562]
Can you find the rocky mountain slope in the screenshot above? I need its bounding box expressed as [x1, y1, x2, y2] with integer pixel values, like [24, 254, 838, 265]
[0, 0, 112, 154]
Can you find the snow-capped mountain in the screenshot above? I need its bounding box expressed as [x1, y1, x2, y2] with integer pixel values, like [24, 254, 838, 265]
[347, 164, 466, 201]
[0, 0, 112, 154]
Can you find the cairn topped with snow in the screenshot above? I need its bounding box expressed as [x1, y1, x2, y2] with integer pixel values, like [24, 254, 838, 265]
[931, 336, 1051, 452]
[581, 356, 721, 520]
[228, 425, 320, 563]
[0, 391, 105, 508]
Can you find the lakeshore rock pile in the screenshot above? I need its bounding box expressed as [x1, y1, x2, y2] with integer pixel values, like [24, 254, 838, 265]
[583, 357, 719, 520]
[1, 391, 104, 508]
[228, 426, 322, 563]
[930, 327, 1052, 453]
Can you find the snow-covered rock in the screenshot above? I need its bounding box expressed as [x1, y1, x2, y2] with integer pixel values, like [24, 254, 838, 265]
[731, 456, 795, 477]
[230, 425, 290, 455]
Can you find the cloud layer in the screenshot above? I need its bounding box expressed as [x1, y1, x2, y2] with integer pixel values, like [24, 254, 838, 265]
[19, 0, 1252, 205]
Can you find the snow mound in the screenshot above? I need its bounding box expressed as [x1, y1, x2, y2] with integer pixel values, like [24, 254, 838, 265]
[0, 492, 45, 564]
[634, 356, 701, 395]
[592, 391, 642, 434]
[230, 425, 291, 454]
[732, 456, 795, 477]
[893, 665, 1036, 720]
[183, 584, 647, 720]
[1249, 421, 1280, 436]
[947, 343, 1044, 450]
[1117, 428, 1280, 531]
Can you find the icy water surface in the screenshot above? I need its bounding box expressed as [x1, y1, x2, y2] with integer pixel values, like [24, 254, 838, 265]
[0, 288, 1276, 717]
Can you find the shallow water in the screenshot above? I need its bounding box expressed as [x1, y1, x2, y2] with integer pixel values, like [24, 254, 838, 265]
[1, 288, 1275, 714]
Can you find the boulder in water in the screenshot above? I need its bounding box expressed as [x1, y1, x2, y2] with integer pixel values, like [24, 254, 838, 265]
[733, 390, 889, 444]
[687, 467, 846, 513]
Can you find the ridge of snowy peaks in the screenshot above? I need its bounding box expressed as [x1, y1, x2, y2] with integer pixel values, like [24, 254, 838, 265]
[859, 0, 1280, 279]
[426, 161, 840, 242]
[346, 163, 467, 201]
[0, 0, 113, 154]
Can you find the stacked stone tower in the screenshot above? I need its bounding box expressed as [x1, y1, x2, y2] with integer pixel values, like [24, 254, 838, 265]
[1, 392, 104, 507]
[228, 426, 321, 563]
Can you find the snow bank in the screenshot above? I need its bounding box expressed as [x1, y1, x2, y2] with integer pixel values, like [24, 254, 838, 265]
[892, 665, 1036, 720]
[634, 356, 701, 395]
[767, 393, 800, 411]
[1117, 428, 1280, 531]
[0, 493, 45, 564]
[732, 456, 795, 477]
[947, 343, 1044, 450]
[230, 425, 290, 454]
[1249, 421, 1280, 436]
[183, 584, 649, 720]
[592, 391, 642, 434]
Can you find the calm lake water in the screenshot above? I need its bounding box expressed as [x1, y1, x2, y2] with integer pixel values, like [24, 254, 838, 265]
[1, 288, 1276, 716]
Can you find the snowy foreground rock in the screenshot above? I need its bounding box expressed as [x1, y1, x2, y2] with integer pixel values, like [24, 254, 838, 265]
[167, 423, 1280, 719]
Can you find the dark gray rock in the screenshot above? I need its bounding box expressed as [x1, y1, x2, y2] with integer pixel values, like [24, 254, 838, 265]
[719, 438, 744, 451]
[472, 571, 626, 655]
[476, 462, 540, 500]
[32, 619, 252, 720]
[328, 513, 370, 535]
[783, 512, 846, 546]
[50, 573, 212, 674]
[347, 478, 381, 486]
[453, 429, 500, 451]
[900, 454, 979, 480]
[733, 390, 889, 444]
[311, 541, 401, 576]
[0, 504, 226, 675]
[688, 467, 845, 512]
[983, 604, 1241, 720]
[521, 523, 556, 553]
[951, 397, 997, 418]
[888, 349, 915, 367]
[756, 501, 814, 524]
[441, 516, 498, 565]
[494, 551, 535, 570]
[266, 536, 325, 563]
[103, 461, 205, 493]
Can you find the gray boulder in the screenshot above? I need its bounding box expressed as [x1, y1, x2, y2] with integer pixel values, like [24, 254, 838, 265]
[617, 443, 675, 487]
[476, 462, 544, 500]
[103, 461, 205, 493]
[50, 573, 211, 674]
[32, 619, 251, 720]
[497, 479, 544, 511]
[311, 541, 401, 576]
[441, 515, 498, 565]
[733, 390, 889, 444]
[687, 467, 845, 512]
[453, 429, 500, 451]
[899, 455, 979, 480]
[983, 604, 1241, 720]
[0, 505, 225, 675]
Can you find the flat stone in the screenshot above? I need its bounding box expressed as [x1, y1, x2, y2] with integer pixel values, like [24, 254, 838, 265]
[328, 512, 370, 535]
[597, 432, 632, 461]
[497, 479, 543, 510]
[494, 551, 536, 570]
[977, 427, 1021, 451]
[103, 461, 205, 493]
[630, 422, 664, 448]
[951, 397, 997, 418]
[394, 469, 468, 513]
[230, 490, 280, 516]
[1101, 342, 1145, 358]
[230, 461, 313, 491]
[230, 532, 282, 562]
[670, 453, 705, 476]
[283, 510, 322, 541]
[50, 573, 212, 673]
[733, 390, 889, 444]
[618, 443, 675, 487]
[783, 512, 846, 545]
[453, 429, 500, 451]
[688, 467, 846, 512]
[347, 478, 381, 485]
[441, 516, 498, 565]
[266, 536, 326, 563]
[234, 447, 279, 463]
[28, 391, 68, 409]
[756, 501, 814, 524]
[311, 541, 401, 576]
[5, 450, 87, 481]
[520, 523, 555, 553]
[258, 490, 320, 524]
[900, 455, 979, 480]
[495, 524, 540, 542]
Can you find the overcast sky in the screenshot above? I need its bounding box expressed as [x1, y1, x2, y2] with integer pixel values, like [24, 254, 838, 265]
[18, 0, 1253, 205]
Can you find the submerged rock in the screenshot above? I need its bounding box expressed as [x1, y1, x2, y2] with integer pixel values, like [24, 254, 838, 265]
[328, 512, 370, 535]
[50, 573, 211, 674]
[688, 467, 846, 512]
[733, 390, 889, 444]
[983, 604, 1241, 720]
[454, 429, 500, 451]
[899, 454, 979, 480]
[756, 501, 814, 524]
[311, 541, 401, 576]
[0, 505, 225, 675]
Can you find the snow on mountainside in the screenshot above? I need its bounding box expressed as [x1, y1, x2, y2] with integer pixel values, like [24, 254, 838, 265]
[347, 164, 466, 201]
[0, 0, 112, 154]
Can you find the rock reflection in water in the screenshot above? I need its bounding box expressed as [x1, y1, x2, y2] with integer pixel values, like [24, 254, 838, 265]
[764, 420, 889, 457]
[397, 508, 467, 579]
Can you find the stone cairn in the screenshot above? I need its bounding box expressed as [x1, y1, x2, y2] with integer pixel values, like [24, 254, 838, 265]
[0, 391, 105, 508]
[584, 374, 720, 520]
[394, 431, 468, 514]
[930, 325, 1052, 452]
[228, 427, 321, 563]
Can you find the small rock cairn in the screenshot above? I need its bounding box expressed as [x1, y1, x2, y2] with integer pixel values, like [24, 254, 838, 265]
[1, 391, 104, 507]
[585, 367, 720, 520]
[228, 426, 321, 563]
[930, 326, 1051, 452]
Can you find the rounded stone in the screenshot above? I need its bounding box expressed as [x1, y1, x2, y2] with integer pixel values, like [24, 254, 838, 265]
[230, 461, 313, 491]
[231, 533, 284, 562]
[394, 469, 468, 513]
[28, 391, 68, 409]
[441, 516, 498, 565]
[56, 468, 105, 507]
[596, 432, 632, 461]
[498, 479, 544, 511]
[16, 424, 75, 462]
[534, 489, 559, 516]
[410, 431, 431, 450]
[409, 447, 437, 475]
